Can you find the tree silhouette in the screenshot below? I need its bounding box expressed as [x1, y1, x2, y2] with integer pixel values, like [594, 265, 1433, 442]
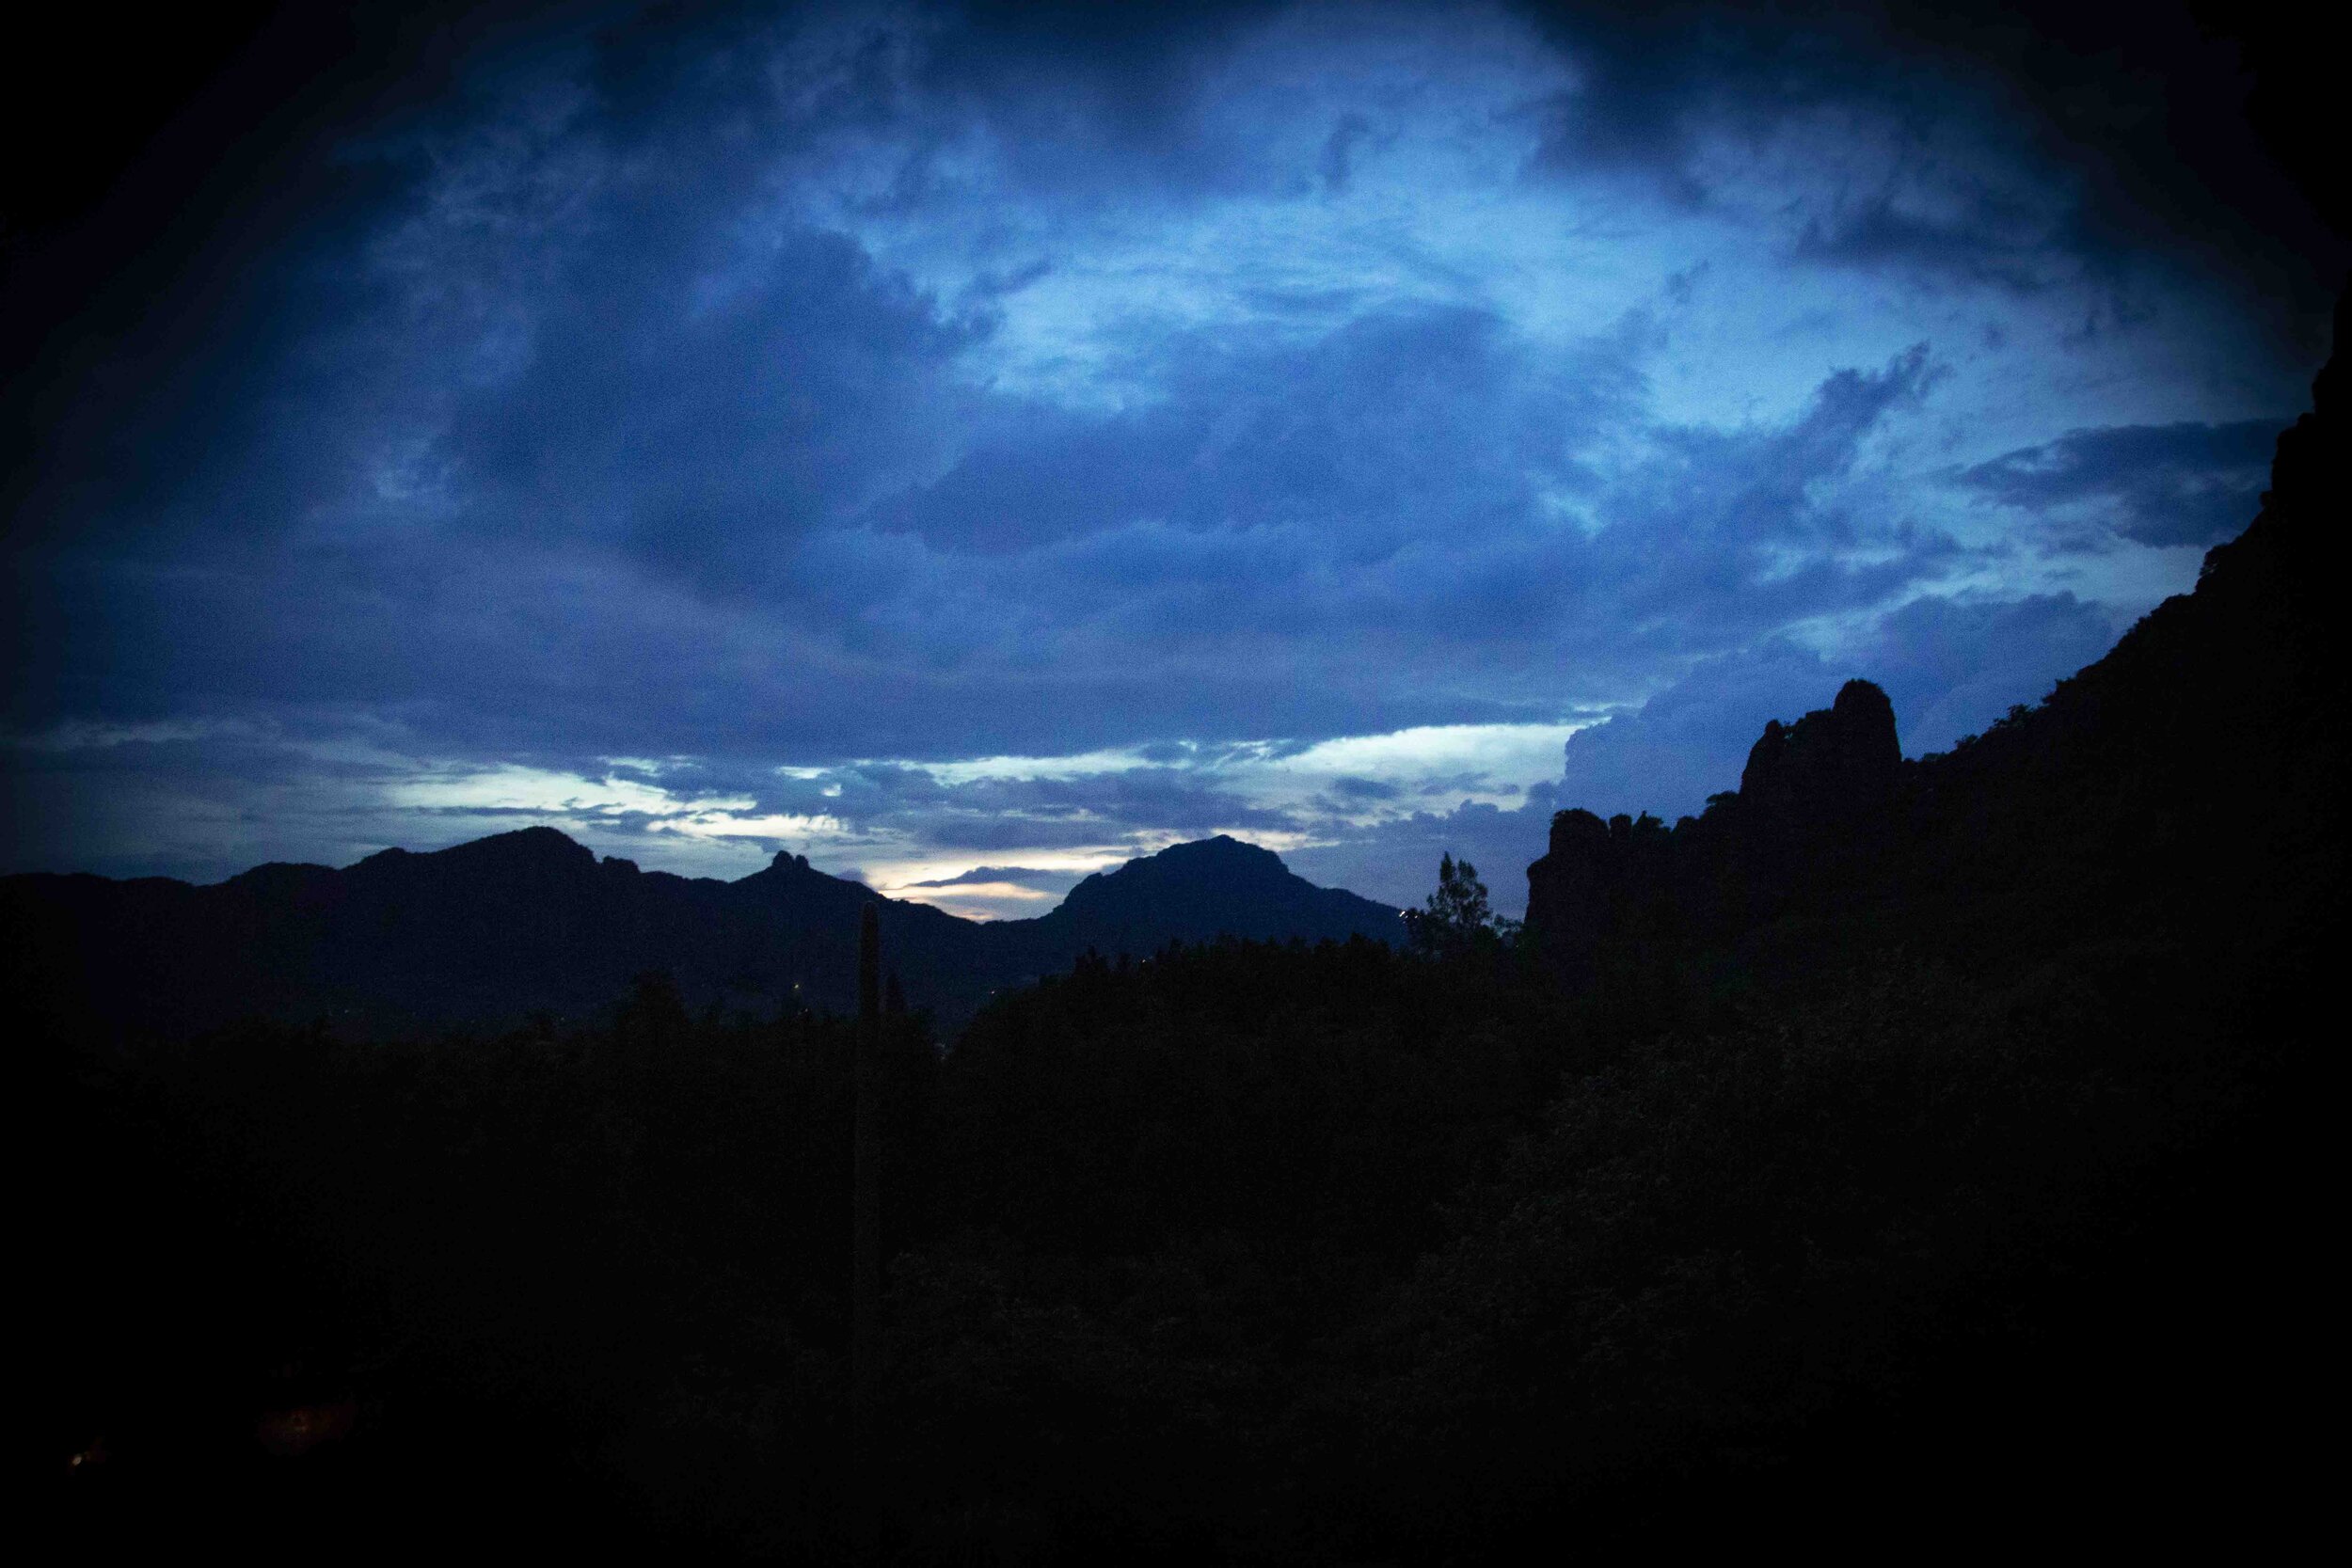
[1403, 852, 1513, 955]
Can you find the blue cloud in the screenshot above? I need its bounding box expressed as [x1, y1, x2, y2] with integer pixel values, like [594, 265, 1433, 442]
[1955, 420, 2280, 548]
[1319, 112, 1376, 195]
[1, 0, 2328, 895]
[907, 863, 1081, 889]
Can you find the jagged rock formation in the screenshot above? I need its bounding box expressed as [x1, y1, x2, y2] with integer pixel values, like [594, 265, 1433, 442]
[1528, 291, 2347, 1004]
[1523, 806, 1676, 993]
[1737, 678, 1900, 822]
[1525, 676, 1908, 991]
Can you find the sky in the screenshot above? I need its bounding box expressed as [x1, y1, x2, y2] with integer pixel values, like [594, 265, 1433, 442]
[4, 0, 2342, 918]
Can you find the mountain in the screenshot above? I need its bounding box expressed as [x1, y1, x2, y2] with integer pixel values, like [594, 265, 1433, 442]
[2, 828, 1400, 1041]
[1019, 834, 1402, 957]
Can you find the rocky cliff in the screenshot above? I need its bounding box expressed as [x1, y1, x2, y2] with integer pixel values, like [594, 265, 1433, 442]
[1526, 291, 2347, 1005]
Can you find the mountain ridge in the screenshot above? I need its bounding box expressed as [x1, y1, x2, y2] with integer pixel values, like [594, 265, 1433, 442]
[3, 827, 1403, 1039]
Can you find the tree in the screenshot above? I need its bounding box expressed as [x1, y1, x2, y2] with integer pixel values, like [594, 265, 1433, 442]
[1403, 853, 1516, 956]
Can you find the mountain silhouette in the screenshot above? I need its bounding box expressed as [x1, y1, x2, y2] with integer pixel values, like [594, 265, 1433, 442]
[2, 828, 1400, 1040]
[1026, 834, 1400, 956]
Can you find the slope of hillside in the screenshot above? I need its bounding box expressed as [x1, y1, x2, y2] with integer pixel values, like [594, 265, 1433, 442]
[1528, 290, 2347, 1013]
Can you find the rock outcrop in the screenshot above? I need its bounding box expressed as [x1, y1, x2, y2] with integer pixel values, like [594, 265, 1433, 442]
[1524, 678, 1904, 991]
[1738, 678, 1900, 824]
[1523, 807, 1676, 991]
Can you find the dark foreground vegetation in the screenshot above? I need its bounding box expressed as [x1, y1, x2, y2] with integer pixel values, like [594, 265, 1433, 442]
[34, 308, 2344, 1558]
[37, 921, 2327, 1558]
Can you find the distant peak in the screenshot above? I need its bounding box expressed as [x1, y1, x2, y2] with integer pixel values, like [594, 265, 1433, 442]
[474, 824, 590, 851]
[1034, 832, 1399, 944]
[424, 826, 596, 869]
[751, 848, 851, 886]
[738, 847, 886, 904]
[1136, 834, 1281, 867]
[1834, 678, 1894, 719]
[1059, 837, 1295, 910]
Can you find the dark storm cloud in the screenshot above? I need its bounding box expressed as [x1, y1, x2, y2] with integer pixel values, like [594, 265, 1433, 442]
[868, 305, 1628, 557]
[1511, 2, 2344, 335]
[1864, 592, 2121, 747]
[12, 13, 1609, 761]
[444, 235, 981, 583]
[1318, 112, 1376, 195]
[852, 332, 1948, 713]
[1790, 194, 2058, 293]
[912, 0, 1272, 165]
[22, 270, 1947, 770]
[695, 756, 1311, 858]
[914, 768, 1301, 843]
[0, 276, 2010, 811]
[1955, 420, 2280, 548]
[4, 0, 2334, 890]
[1567, 346, 1957, 657]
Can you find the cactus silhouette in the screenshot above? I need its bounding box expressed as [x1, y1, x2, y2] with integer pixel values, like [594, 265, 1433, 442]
[852, 902, 881, 1455]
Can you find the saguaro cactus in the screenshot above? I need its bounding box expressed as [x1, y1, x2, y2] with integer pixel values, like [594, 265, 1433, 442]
[851, 901, 882, 1448]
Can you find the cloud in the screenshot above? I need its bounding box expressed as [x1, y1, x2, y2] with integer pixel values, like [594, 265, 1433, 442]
[1510, 3, 2344, 325]
[1318, 111, 1375, 194]
[1570, 344, 1957, 655]
[1551, 642, 1835, 820]
[1860, 591, 2119, 750]
[1954, 420, 2280, 548]
[906, 863, 1077, 889]
[1788, 187, 2064, 293]
[2, 0, 2326, 898]
[867, 302, 1632, 555]
[20, 305, 1954, 768]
